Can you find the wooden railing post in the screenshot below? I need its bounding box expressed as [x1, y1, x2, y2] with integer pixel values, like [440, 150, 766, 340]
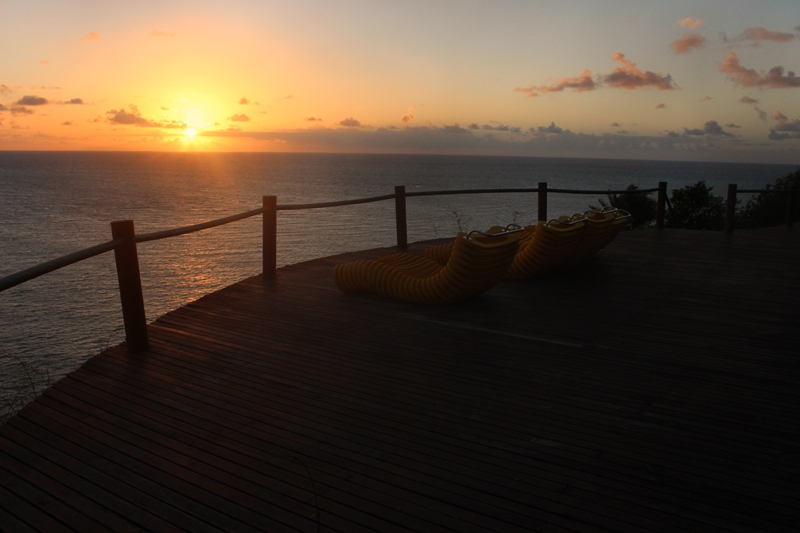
[263, 195, 277, 278]
[725, 184, 737, 234]
[111, 220, 149, 353]
[537, 182, 547, 222]
[656, 181, 667, 230]
[395, 185, 408, 249]
[786, 189, 796, 229]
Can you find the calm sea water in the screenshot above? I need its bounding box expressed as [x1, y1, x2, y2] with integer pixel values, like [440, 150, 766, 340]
[0, 151, 795, 415]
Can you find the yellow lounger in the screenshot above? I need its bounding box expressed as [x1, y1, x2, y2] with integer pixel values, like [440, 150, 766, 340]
[334, 229, 522, 304]
[563, 207, 630, 267]
[425, 225, 534, 267]
[504, 217, 586, 279]
[425, 219, 586, 279]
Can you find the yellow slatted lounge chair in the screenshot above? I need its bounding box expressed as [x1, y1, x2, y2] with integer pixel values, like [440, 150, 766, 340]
[504, 217, 586, 279]
[334, 228, 523, 304]
[425, 224, 536, 267]
[562, 207, 630, 267]
[602, 207, 632, 248]
[425, 220, 585, 279]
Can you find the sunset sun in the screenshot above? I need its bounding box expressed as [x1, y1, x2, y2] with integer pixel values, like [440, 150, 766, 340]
[184, 128, 197, 140]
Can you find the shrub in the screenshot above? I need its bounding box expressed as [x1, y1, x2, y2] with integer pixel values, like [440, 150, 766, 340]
[592, 184, 657, 229]
[736, 168, 800, 229]
[667, 181, 726, 230]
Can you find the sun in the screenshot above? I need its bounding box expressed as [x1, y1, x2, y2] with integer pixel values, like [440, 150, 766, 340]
[184, 128, 197, 140]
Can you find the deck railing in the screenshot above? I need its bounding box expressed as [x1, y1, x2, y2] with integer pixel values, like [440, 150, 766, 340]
[1, 180, 791, 353]
[724, 184, 797, 234]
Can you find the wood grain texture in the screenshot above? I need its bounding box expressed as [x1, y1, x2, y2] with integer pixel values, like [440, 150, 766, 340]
[2, 227, 798, 532]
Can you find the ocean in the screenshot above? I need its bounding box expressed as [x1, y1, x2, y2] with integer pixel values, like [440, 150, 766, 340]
[0, 151, 796, 419]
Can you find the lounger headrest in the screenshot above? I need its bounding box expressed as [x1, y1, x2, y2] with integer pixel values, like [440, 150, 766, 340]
[456, 227, 523, 246]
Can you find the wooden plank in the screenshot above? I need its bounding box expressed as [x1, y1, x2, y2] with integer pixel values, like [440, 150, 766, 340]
[79, 348, 788, 528]
[2, 227, 799, 533]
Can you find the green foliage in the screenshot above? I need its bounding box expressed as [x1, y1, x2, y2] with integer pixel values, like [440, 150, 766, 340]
[592, 184, 657, 229]
[667, 181, 726, 230]
[736, 168, 800, 229]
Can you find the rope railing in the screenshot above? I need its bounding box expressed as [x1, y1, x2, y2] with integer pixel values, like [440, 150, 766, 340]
[136, 206, 267, 243]
[404, 187, 659, 198]
[725, 184, 797, 233]
[0, 239, 123, 293]
[1, 184, 666, 292]
[2, 180, 790, 353]
[736, 189, 794, 194]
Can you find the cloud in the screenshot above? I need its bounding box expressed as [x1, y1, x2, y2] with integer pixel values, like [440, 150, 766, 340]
[0, 104, 7, 111]
[604, 53, 677, 90]
[284, 95, 293, 100]
[80, 31, 100, 43]
[64, 98, 84, 105]
[727, 27, 796, 43]
[149, 30, 176, 38]
[671, 33, 706, 54]
[769, 112, 800, 140]
[699, 96, 713, 102]
[610, 122, 621, 127]
[515, 69, 597, 97]
[107, 105, 151, 125]
[719, 52, 800, 88]
[538, 122, 564, 134]
[773, 120, 800, 133]
[726, 123, 741, 128]
[107, 104, 186, 128]
[15, 95, 48, 106]
[441, 123, 470, 134]
[678, 17, 703, 29]
[10, 106, 33, 115]
[159, 122, 187, 129]
[655, 103, 667, 109]
[401, 107, 415, 124]
[197, 124, 746, 160]
[683, 120, 735, 137]
[768, 130, 794, 140]
[40, 60, 50, 66]
[338, 117, 362, 127]
[3, 85, 60, 91]
[305, 117, 322, 121]
[739, 95, 767, 119]
[228, 113, 250, 122]
[516, 53, 676, 98]
[160, 106, 170, 111]
[61, 121, 74, 126]
[238, 97, 251, 105]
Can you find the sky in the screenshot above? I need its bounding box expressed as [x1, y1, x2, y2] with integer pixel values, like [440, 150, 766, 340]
[1, 0, 799, 163]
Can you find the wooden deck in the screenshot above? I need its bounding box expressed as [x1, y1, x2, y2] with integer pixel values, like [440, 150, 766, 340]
[1, 227, 799, 532]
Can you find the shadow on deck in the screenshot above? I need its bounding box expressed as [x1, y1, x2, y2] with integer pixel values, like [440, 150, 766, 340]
[1, 227, 799, 532]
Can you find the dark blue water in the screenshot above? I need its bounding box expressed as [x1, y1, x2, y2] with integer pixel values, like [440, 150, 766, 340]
[1, 151, 795, 420]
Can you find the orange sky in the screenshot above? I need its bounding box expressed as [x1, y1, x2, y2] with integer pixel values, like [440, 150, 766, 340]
[2, 1, 799, 163]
